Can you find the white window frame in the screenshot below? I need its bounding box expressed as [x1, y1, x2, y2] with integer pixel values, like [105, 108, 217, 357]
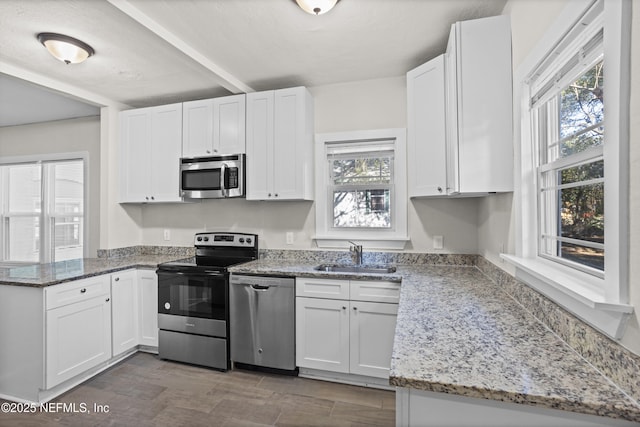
[503, 0, 633, 339]
[314, 128, 408, 249]
[0, 152, 88, 265]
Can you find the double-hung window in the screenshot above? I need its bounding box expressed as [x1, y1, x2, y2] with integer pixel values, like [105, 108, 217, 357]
[505, 0, 632, 339]
[315, 129, 408, 248]
[533, 29, 605, 275]
[0, 158, 85, 264]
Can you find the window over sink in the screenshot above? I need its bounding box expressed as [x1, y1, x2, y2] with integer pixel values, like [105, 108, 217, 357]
[314, 128, 408, 249]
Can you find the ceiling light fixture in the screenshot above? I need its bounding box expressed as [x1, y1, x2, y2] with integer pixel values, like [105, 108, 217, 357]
[37, 33, 95, 65]
[295, 0, 339, 15]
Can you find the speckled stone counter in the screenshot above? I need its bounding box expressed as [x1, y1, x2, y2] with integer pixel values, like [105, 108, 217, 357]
[0, 255, 185, 287]
[230, 259, 640, 424]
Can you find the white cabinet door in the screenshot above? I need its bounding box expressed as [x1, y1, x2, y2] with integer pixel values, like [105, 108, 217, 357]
[111, 270, 138, 357]
[119, 103, 182, 203]
[46, 295, 112, 388]
[150, 103, 182, 202]
[120, 108, 151, 203]
[183, 95, 246, 158]
[246, 87, 313, 200]
[246, 90, 274, 200]
[296, 297, 349, 373]
[407, 55, 448, 197]
[137, 270, 158, 348]
[214, 94, 246, 155]
[272, 87, 313, 200]
[182, 98, 214, 158]
[446, 15, 513, 195]
[349, 301, 398, 378]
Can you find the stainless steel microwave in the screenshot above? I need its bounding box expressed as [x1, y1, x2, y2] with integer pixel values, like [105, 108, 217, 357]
[180, 154, 245, 199]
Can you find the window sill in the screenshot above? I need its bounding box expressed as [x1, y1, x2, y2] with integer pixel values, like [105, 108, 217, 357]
[314, 236, 409, 250]
[501, 254, 633, 339]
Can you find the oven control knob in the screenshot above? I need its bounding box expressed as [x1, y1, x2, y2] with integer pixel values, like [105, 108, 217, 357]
[164, 302, 171, 310]
[246, 238, 252, 244]
[203, 237, 209, 242]
[239, 238, 245, 243]
[196, 236, 202, 242]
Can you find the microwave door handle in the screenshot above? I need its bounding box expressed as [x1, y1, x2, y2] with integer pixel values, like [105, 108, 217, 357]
[220, 163, 227, 197]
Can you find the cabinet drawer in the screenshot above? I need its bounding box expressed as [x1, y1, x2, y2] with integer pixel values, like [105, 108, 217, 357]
[350, 280, 401, 304]
[46, 275, 111, 310]
[296, 277, 350, 300]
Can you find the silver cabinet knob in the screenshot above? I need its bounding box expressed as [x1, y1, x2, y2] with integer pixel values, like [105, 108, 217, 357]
[80, 288, 87, 293]
[114, 277, 119, 282]
[437, 187, 443, 193]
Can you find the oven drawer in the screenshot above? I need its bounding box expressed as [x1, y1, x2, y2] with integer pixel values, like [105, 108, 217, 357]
[158, 330, 228, 370]
[158, 313, 226, 337]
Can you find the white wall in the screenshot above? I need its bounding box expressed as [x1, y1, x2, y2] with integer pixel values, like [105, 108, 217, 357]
[0, 116, 101, 256]
[140, 77, 480, 253]
[478, 0, 640, 355]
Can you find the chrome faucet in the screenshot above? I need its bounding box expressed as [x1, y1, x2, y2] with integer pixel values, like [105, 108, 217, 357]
[349, 241, 363, 265]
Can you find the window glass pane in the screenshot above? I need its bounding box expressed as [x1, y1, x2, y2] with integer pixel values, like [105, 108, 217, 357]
[8, 164, 41, 212]
[52, 161, 84, 214]
[560, 160, 603, 185]
[333, 189, 390, 228]
[7, 216, 40, 262]
[332, 157, 391, 185]
[558, 61, 604, 156]
[559, 242, 604, 271]
[54, 217, 83, 261]
[560, 182, 604, 244]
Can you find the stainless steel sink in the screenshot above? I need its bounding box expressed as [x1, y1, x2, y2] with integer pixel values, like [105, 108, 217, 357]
[314, 264, 397, 274]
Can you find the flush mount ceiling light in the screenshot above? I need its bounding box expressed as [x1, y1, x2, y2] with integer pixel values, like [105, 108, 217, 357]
[37, 33, 95, 64]
[295, 0, 339, 15]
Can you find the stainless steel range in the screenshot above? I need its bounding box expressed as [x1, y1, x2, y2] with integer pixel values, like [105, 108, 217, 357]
[156, 232, 258, 370]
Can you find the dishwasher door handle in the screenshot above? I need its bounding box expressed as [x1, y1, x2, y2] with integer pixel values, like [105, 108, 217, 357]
[250, 284, 270, 291]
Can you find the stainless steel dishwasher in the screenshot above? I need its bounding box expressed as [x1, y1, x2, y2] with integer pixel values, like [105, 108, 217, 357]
[229, 275, 296, 372]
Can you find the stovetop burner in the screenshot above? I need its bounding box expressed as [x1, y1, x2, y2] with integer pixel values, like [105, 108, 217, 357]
[157, 232, 258, 273]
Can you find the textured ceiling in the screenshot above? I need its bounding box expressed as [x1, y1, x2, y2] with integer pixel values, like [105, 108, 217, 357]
[0, 0, 507, 126]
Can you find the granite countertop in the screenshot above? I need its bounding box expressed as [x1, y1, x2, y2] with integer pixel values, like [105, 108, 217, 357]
[230, 259, 640, 424]
[3, 255, 639, 422]
[0, 255, 182, 287]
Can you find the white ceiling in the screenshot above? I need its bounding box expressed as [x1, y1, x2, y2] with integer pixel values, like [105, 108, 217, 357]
[0, 0, 507, 127]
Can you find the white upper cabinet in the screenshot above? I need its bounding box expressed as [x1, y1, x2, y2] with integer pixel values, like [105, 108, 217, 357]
[407, 55, 448, 197]
[407, 15, 513, 197]
[246, 86, 314, 201]
[119, 103, 183, 203]
[182, 94, 246, 158]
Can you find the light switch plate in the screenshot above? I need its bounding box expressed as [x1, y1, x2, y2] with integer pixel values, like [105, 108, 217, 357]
[433, 235, 444, 250]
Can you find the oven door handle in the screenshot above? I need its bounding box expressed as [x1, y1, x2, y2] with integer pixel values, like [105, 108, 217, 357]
[250, 284, 270, 291]
[158, 270, 225, 277]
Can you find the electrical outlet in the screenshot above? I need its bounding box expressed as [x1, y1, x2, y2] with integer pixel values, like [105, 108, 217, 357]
[286, 232, 294, 245]
[163, 229, 171, 241]
[433, 235, 444, 250]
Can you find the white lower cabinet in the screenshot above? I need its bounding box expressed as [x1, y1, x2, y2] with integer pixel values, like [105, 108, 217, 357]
[0, 268, 159, 403]
[349, 300, 398, 378]
[296, 297, 350, 373]
[137, 269, 159, 347]
[45, 276, 112, 389]
[111, 270, 139, 357]
[296, 277, 400, 380]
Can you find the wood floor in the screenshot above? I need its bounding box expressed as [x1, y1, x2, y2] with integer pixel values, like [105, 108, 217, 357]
[1, 352, 395, 426]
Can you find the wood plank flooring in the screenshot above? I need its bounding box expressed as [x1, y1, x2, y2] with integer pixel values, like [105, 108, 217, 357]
[0, 352, 395, 426]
